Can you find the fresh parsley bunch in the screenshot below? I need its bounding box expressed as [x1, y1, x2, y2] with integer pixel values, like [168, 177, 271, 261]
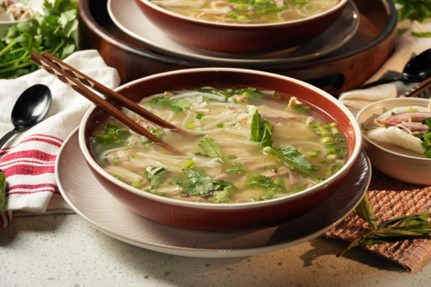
[393, 0, 431, 22]
[0, 0, 78, 79]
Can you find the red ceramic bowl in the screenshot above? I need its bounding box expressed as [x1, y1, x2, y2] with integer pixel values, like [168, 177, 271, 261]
[134, 0, 349, 53]
[78, 68, 362, 231]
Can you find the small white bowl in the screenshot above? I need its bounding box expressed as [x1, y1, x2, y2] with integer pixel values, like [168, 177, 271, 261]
[356, 97, 431, 185]
[0, 0, 42, 37]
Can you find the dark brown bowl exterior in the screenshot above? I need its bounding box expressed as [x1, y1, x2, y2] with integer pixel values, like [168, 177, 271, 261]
[78, 0, 397, 95]
[134, 0, 348, 53]
[79, 68, 362, 231]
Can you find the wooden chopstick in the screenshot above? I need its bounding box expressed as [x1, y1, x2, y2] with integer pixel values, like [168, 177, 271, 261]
[401, 76, 431, 99]
[31, 52, 183, 155]
[40, 52, 182, 131]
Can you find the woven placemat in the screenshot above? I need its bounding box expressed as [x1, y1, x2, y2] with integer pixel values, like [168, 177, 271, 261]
[324, 169, 431, 272]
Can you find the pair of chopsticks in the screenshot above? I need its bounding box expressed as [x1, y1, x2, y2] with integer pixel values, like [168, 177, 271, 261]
[31, 52, 183, 155]
[401, 76, 431, 99]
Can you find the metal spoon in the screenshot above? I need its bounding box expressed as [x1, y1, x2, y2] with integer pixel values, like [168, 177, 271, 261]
[0, 84, 52, 148]
[360, 48, 431, 89]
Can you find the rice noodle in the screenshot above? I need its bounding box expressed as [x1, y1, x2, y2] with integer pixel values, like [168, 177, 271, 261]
[90, 86, 347, 204]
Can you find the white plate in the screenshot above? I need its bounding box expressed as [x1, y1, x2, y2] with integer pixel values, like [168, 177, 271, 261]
[107, 0, 360, 65]
[56, 129, 370, 258]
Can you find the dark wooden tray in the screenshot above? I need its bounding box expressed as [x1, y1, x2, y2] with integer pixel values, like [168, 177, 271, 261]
[78, 0, 397, 96]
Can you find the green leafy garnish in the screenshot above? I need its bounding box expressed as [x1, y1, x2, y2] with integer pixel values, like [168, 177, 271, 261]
[309, 121, 347, 159]
[94, 123, 131, 145]
[339, 193, 431, 256]
[176, 167, 235, 203]
[148, 95, 191, 113]
[224, 163, 245, 174]
[289, 100, 311, 113]
[197, 86, 263, 101]
[250, 106, 273, 148]
[246, 174, 286, 200]
[197, 137, 245, 174]
[262, 146, 319, 175]
[421, 118, 431, 158]
[145, 167, 167, 190]
[263, 146, 319, 174]
[0, 0, 78, 78]
[393, 0, 431, 22]
[198, 137, 224, 160]
[411, 32, 431, 38]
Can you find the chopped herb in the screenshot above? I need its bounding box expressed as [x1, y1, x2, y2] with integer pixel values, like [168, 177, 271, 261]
[246, 174, 286, 200]
[176, 167, 235, 202]
[224, 163, 245, 174]
[290, 101, 311, 113]
[148, 95, 191, 113]
[197, 137, 245, 174]
[145, 167, 167, 190]
[94, 123, 131, 145]
[185, 123, 197, 130]
[197, 86, 263, 101]
[182, 159, 195, 169]
[411, 31, 431, 38]
[309, 121, 347, 159]
[195, 112, 204, 119]
[263, 146, 319, 175]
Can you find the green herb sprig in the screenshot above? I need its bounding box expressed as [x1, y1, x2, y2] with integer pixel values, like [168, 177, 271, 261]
[393, 0, 431, 22]
[339, 193, 431, 256]
[0, 0, 78, 79]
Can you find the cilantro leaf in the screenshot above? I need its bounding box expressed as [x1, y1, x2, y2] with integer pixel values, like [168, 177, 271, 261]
[393, 0, 431, 22]
[0, 0, 78, 78]
[176, 168, 234, 202]
[145, 167, 167, 190]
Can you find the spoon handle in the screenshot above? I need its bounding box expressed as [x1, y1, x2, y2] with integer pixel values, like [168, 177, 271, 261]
[0, 129, 18, 148]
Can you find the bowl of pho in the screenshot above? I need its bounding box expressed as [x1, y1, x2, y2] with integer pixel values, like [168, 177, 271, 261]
[133, 0, 349, 53]
[356, 97, 431, 185]
[79, 68, 362, 231]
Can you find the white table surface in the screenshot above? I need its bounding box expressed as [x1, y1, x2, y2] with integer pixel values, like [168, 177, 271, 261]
[2, 213, 431, 287]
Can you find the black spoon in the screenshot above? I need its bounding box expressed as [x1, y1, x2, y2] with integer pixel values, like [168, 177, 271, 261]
[0, 84, 52, 148]
[359, 48, 431, 89]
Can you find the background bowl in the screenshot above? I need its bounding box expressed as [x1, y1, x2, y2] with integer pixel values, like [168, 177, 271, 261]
[356, 97, 431, 185]
[134, 0, 348, 53]
[0, 0, 42, 37]
[79, 68, 362, 231]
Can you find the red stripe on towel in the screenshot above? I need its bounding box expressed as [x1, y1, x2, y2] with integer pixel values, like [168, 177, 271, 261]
[0, 134, 64, 228]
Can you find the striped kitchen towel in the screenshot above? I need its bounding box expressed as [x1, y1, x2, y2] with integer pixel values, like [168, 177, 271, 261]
[0, 50, 120, 228]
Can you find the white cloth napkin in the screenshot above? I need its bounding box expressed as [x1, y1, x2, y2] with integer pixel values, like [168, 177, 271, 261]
[339, 21, 431, 115]
[0, 50, 120, 228]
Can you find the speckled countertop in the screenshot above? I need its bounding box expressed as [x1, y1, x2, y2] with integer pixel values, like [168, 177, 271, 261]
[2, 214, 431, 287]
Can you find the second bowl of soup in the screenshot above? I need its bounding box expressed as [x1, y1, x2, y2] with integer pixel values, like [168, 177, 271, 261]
[133, 0, 348, 53]
[79, 68, 362, 231]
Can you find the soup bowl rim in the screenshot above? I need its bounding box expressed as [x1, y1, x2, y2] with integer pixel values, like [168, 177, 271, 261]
[78, 67, 362, 210]
[136, 0, 348, 28]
